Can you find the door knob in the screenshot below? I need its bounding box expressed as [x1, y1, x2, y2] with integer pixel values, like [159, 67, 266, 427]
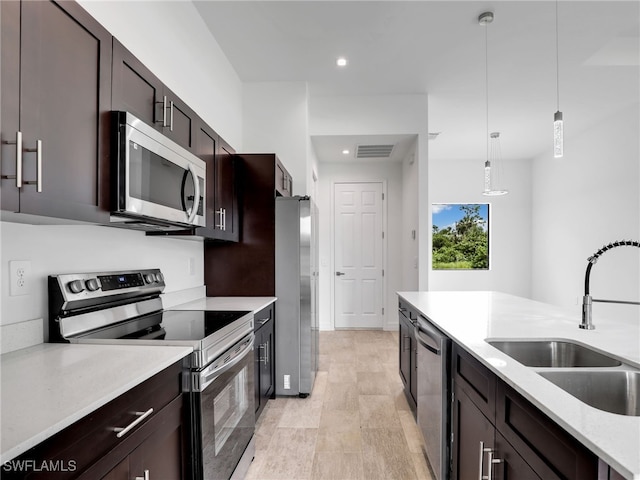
[335, 271, 345, 276]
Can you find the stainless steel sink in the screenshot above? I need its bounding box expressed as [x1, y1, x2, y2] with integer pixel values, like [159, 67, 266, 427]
[487, 340, 622, 368]
[538, 371, 640, 416]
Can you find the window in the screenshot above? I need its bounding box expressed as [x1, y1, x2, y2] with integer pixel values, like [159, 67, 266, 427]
[432, 203, 489, 270]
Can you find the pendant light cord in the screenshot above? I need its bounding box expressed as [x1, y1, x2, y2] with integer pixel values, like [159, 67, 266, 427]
[556, 0, 560, 111]
[485, 21, 489, 163]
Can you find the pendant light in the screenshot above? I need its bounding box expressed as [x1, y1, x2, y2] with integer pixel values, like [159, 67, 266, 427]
[479, 11, 508, 196]
[553, 0, 564, 158]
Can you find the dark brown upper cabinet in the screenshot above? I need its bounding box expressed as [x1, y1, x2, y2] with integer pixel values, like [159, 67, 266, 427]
[112, 39, 197, 153]
[204, 153, 293, 296]
[275, 157, 293, 197]
[1, 0, 112, 222]
[188, 121, 240, 241]
[211, 135, 240, 241]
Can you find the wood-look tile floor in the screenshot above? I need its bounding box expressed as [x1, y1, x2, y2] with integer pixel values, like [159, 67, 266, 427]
[246, 330, 434, 480]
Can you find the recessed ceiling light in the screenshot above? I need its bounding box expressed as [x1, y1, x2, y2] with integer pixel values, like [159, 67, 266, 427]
[342, 149, 350, 155]
[336, 57, 348, 67]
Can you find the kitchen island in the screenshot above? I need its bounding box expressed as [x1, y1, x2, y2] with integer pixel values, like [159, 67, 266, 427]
[398, 290, 640, 480]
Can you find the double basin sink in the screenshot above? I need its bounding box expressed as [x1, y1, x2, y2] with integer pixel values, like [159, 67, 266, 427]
[487, 340, 640, 416]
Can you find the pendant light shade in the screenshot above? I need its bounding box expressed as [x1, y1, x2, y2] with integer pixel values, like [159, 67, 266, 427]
[479, 12, 508, 196]
[483, 132, 508, 196]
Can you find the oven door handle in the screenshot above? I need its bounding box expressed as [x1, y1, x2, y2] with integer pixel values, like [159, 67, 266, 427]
[199, 335, 254, 391]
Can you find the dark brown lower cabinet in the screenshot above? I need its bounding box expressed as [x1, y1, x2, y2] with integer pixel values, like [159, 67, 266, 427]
[452, 343, 598, 480]
[254, 303, 276, 420]
[3, 361, 187, 480]
[96, 395, 185, 480]
[452, 384, 540, 480]
[398, 307, 417, 416]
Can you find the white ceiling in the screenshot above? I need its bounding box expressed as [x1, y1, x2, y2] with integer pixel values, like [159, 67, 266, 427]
[193, 1, 639, 164]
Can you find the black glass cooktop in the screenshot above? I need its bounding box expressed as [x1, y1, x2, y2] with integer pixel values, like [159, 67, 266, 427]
[75, 310, 251, 342]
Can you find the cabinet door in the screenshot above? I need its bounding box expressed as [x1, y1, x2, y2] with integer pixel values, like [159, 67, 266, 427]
[398, 315, 411, 388]
[194, 121, 217, 237]
[162, 86, 197, 152]
[409, 331, 418, 407]
[128, 395, 186, 480]
[275, 157, 292, 197]
[13, 0, 111, 222]
[1, 0, 20, 211]
[260, 317, 275, 401]
[112, 38, 163, 131]
[254, 325, 264, 416]
[452, 385, 495, 480]
[213, 137, 240, 241]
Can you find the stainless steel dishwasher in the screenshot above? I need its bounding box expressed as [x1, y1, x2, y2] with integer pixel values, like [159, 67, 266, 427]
[415, 314, 451, 480]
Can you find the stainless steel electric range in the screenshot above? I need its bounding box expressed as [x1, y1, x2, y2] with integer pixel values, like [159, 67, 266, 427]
[48, 268, 256, 480]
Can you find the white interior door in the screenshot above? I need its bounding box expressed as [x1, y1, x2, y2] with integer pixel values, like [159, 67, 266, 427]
[334, 182, 384, 329]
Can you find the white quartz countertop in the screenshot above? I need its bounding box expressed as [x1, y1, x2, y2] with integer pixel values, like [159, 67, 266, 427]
[397, 291, 640, 480]
[169, 296, 277, 313]
[0, 343, 193, 463]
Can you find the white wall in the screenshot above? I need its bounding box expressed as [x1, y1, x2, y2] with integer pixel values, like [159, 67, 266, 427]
[242, 82, 310, 195]
[402, 141, 420, 291]
[0, 223, 204, 353]
[531, 104, 640, 325]
[78, 0, 243, 149]
[317, 161, 403, 331]
[1, 1, 243, 353]
[310, 94, 429, 329]
[428, 158, 532, 298]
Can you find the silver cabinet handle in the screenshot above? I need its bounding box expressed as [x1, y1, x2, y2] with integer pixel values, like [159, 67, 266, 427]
[1, 131, 23, 187]
[169, 100, 174, 132]
[216, 208, 224, 229]
[487, 449, 502, 480]
[222, 208, 226, 231]
[156, 96, 168, 127]
[114, 408, 154, 438]
[266, 339, 270, 364]
[257, 317, 270, 325]
[478, 441, 485, 480]
[135, 470, 150, 480]
[24, 140, 43, 192]
[335, 271, 345, 276]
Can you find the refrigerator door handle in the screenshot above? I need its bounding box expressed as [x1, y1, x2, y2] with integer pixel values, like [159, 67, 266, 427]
[335, 271, 345, 276]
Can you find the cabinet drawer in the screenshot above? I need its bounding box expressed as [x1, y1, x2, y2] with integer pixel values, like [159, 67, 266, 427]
[254, 303, 275, 332]
[453, 343, 496, 422]
[496, 381, 598, 480]
[4, 361, 185, 479]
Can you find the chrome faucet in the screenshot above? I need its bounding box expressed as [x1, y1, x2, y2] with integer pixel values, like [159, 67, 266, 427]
[581, 240, 640, 329]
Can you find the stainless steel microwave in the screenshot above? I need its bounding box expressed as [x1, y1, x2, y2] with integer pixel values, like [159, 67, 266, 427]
[110, 111, 205, 231]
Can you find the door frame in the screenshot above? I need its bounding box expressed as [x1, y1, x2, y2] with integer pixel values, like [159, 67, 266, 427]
[330, 180, 388, 330]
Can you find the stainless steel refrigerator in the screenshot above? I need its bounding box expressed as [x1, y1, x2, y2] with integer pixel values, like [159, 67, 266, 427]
[275, 196, 319, 397]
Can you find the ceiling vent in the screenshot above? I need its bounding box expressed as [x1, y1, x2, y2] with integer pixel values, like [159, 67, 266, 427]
[356, 144, 395, 159]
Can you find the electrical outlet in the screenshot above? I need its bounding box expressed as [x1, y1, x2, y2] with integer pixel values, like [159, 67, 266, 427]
[283, 374, 291, 390]
[9, 260, 31, 296]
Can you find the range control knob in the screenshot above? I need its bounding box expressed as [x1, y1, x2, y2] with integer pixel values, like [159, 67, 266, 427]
[85, 278, 100, 292]
[68, 280, 85, 294]
[155, 272, 164, 284]
[144, 273, 157, 284]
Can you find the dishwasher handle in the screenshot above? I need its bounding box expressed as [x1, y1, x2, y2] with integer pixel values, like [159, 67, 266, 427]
[415, 315, 445, 355]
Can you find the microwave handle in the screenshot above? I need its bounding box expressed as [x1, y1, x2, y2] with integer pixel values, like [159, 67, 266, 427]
[186, 163, 200, 224]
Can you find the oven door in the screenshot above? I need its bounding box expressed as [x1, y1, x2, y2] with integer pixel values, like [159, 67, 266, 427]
[114, 111, 206, 227]
[191, 334, 255, 480]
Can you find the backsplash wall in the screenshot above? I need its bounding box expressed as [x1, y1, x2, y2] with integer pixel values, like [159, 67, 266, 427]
[0, 222, 204, 352]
